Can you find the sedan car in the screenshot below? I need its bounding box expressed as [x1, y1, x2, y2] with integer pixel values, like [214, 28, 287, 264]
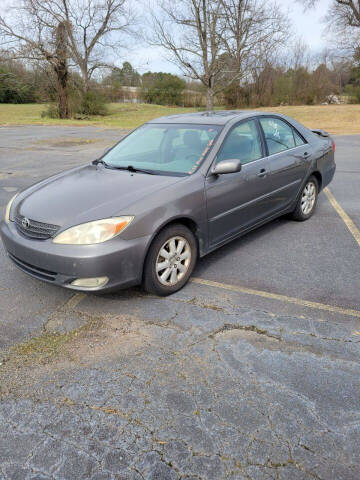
[1, 110, 336, 295]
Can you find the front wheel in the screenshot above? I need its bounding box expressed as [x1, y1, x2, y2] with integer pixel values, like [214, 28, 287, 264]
[143, 224, 197, 296]
[291, 176, 318, 221]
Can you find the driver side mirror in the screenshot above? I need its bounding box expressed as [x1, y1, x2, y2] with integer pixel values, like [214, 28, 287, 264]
[212, 158, 242, 175]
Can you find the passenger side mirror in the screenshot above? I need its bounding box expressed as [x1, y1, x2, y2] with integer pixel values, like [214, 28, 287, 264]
[212, 159, 242, 175]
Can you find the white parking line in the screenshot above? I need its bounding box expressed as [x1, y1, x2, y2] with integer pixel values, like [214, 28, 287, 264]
[324, 187, 360, 248]
[191, 277, 360, 319]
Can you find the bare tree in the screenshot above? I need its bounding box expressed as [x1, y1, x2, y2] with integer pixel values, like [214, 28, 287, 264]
[149, 0, 222, 110]
[149, 0, 289, 110]
[303, 0, 360, 28]
[220, 1, 289, 84]
[0, 3, 72, 117]
[302, 0, 360, 55]
[0, 0, 135, 113]
[59, 0, 135, 91]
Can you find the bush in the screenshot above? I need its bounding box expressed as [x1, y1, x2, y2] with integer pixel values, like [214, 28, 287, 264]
[0, 67, 38, 104]
[142, 72, 185, 106]
[78, 91, 108, 116]
[344, 84, 360, 103]
[41, 103, 59, 118]
[41, 90, 109, 119]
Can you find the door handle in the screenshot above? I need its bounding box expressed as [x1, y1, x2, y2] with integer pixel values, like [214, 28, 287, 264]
[303, 152, 310, 159]
[257, 168, 267, 178]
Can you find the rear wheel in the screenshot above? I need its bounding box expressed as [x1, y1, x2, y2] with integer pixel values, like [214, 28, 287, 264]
[143, 224, 197, 296]
[291, 176, 318, 221]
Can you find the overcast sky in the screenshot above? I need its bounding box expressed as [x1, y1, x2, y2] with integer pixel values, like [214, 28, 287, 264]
[129, 0, 332, 74]
[2, 0, 333, 74]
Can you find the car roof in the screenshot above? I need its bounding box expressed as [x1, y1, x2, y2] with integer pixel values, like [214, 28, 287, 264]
[147, 110, 269, 125]
[147, 109, 318, 144]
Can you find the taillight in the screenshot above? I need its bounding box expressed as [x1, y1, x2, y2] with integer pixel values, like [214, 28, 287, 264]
[332, 139, 335, 152]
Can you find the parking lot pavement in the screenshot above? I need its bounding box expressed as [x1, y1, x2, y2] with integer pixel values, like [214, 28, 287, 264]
[328, 135, 360, 230]
[0, 126, 359, 479]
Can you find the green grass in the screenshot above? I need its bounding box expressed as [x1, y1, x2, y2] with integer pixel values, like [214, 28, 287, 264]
[0, 103, 198, 129]
[0, 102, 359, 134]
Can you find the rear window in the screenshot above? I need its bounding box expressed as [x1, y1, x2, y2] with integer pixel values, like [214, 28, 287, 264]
[260, 117, 295, 155]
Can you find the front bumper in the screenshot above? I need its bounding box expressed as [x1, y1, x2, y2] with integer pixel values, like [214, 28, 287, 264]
[0, 220, 150, 291]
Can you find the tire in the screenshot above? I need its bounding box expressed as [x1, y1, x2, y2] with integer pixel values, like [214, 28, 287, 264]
[291, 175, 319, 221]
[143, 224, 197, 296]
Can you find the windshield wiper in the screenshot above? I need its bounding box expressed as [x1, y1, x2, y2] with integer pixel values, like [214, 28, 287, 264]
[110, 165, 156, 175]
[127, 165, 156, 175]
[92, 161, 156, 175]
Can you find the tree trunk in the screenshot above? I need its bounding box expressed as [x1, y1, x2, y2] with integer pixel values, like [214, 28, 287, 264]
[54, 64, 69, 119]
[206, 88, 215, 110]
[55, 22, 70, 119]
[81, 65, 90, 92]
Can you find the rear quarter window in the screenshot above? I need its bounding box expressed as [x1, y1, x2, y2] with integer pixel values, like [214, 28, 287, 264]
[293, 129, 306, 146]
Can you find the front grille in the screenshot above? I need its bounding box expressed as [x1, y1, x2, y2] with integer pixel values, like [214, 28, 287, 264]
[15, 213, 60, 240]
[8, 253, 57, 281]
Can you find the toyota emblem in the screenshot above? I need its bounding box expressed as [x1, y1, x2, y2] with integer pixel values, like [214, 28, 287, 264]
[22, 217, 30, 229]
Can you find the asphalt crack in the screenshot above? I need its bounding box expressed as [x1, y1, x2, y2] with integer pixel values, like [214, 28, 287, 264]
[210, 323, 282, 341]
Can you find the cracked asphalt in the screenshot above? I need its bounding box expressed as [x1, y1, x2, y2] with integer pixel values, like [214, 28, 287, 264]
[0, 126, 359, 480]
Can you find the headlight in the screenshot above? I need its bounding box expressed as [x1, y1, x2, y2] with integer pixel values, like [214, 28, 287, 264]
[5, 193, 18, 224]
[53, 216, 134, 245]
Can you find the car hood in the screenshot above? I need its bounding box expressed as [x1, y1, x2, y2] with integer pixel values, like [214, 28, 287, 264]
[18, 165, 184, 227]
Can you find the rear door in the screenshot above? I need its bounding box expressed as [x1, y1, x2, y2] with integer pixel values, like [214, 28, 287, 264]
[205, 119, 273, 247]
[259, 117, 310, 213]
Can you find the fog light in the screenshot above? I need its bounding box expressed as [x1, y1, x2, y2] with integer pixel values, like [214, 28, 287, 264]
[71, 277, 108, 289]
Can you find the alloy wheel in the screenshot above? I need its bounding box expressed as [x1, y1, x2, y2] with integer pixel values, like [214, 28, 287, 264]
[301, 181, 316, 215]
[156, 236, 191, 286]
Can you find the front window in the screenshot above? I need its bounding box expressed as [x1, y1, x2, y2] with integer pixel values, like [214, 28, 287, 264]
[217, 120, 263, 165]
[103, 123, 222, 175]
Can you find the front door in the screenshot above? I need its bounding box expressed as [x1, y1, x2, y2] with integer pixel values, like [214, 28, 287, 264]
[206, 119, 273, 247]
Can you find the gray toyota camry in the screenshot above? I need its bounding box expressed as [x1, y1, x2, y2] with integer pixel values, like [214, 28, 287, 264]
[1, 111, 335, 295]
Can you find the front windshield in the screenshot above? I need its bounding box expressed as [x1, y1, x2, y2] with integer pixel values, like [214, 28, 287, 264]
[103, 123, 222, 175]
